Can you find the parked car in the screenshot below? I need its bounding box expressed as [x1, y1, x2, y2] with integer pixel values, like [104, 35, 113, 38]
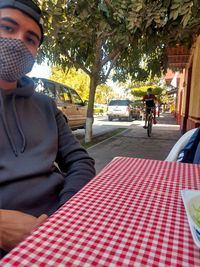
[32, 77, 87, 130]
[107, 99, 141, 121]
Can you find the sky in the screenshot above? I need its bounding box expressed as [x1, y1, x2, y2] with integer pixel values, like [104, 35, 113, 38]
[28, 61, 51, 79]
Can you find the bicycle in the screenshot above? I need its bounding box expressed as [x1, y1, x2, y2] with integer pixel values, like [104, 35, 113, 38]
[146, 107, 154, 137]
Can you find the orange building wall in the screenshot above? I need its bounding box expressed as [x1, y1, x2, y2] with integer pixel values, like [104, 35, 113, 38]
[179, 36, 200, 131]
[187, 36, 200, 129]
[176, 70, 185, 125]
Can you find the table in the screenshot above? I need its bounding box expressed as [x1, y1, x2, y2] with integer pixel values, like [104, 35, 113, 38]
[1, 157, 200, 266]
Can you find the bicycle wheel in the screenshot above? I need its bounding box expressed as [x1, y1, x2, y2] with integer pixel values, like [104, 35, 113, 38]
[147, 115, 152, 137]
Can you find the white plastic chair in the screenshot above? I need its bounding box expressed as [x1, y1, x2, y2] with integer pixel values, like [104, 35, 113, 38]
[165, 128, 198, 162]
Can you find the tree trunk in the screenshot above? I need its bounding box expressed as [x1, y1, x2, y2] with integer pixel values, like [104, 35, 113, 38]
[85, 117, 93, 143]
[85, 75, 98, 143]
[85, 38, 102, 143]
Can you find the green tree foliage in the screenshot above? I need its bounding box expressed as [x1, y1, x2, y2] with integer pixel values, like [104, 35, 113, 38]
[35, 0, 200, 141]
[50, 67, 116, 104]
[95, 84, 116, 104]
[131, 84, 168, 106]
[36, 0, 200, 79]
[132, 86, 163, 97]
[50, 67, 90, 100]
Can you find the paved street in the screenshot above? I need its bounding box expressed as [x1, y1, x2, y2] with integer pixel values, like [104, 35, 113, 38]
[73, 115, 142, 139]
[87, 112, 181, 173]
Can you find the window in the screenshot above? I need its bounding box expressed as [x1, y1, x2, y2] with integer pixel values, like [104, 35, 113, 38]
[43, 82, 56, 99]
[58, 86, 72, 103]
[69, 88, 83, 105]
[108, 100, 129, 106]
[34, 79, 56, 99]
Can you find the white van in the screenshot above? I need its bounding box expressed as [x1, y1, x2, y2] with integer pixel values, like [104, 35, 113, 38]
[107, 99, 140, 121]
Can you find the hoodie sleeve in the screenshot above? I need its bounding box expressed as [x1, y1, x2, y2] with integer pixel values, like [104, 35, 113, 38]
[53, 102, 96, 206]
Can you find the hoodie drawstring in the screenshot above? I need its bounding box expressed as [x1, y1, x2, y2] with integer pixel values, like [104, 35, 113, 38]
[0, 92, 26, 156]
[12, 95, 26, 153]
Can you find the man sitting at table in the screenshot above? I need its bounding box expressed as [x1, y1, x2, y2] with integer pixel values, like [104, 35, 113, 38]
[0, 0, 95, 256]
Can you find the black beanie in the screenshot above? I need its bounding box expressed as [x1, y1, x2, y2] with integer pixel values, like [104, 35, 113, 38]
[0, 0, 44, 44]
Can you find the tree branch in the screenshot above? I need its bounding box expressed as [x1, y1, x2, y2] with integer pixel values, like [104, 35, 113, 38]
[65, 52, 92, 77]
[101, 48, 122, 67]
[99, 51, 121, 85]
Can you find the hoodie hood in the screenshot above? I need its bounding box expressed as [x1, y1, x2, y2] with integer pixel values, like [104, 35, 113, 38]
[16, 76, 35, 97]
[0, 76, 35, 156]
[0, 76, 35, 97]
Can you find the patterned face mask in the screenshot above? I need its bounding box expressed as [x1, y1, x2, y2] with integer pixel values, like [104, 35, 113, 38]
[0, 38, 35, 82]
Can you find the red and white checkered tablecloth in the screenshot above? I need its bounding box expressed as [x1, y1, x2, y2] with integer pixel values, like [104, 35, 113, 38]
[1, 157, 200, 266]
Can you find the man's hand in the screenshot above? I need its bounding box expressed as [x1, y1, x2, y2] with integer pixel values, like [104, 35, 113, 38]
[0, 210, 48, 252]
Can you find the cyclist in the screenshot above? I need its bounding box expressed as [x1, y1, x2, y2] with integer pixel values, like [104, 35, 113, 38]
[142, 88, 158, 129]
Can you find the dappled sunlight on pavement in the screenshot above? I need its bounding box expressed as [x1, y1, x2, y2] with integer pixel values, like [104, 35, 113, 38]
[88, 112, 181, 173]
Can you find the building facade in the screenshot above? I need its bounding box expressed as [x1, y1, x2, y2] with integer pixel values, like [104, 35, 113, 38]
[166, 36, 200, 132]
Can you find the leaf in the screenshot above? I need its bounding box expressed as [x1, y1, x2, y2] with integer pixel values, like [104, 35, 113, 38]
[170, 10, 179, 20]
[170, 3, 181, 10]
[182, 13, 192, 27]
[135, 4, 143, 12]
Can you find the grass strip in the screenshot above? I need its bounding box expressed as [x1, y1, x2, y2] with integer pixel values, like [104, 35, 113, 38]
[80, 128, 127, 149]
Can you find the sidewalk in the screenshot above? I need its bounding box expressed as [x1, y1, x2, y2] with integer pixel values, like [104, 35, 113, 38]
[88, 112, 182, 173]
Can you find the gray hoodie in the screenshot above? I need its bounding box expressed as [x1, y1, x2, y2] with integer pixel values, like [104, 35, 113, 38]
[0, 76, 95, 217]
